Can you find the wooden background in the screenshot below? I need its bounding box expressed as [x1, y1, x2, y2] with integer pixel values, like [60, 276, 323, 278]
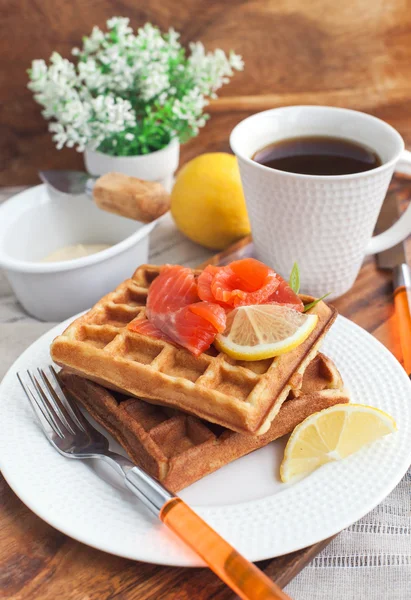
[1, 0, 411, 185]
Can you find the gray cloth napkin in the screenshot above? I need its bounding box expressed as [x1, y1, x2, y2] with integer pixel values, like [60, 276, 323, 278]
[286, 469, 411, 598]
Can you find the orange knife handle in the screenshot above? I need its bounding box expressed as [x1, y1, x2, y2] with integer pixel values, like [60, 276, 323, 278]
[394, 286, 411, 373]
[160, 498, 291, 600]
[393, 264, 411, 374]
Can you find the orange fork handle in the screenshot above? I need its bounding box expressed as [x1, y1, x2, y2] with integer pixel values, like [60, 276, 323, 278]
[394, 285, 411, 374]
[160, 498, 291, 600]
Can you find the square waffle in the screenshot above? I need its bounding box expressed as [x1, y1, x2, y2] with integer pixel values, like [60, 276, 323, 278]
[51, 265, 337, 435]
[59, 353, 349, 492]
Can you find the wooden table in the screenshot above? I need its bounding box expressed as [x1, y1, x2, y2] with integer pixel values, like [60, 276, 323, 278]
[1, 176, 409, 599]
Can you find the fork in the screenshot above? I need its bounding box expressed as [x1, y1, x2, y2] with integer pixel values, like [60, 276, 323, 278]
[18, 366, 291, 600]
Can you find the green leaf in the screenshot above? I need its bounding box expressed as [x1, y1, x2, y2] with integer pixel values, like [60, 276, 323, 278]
[289, 262, 300, 294]
[303, 293, 331, 312]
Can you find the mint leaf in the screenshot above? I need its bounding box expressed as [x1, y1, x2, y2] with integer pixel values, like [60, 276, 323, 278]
[289, 262, 300, 294]
[303, 293, 331, 312]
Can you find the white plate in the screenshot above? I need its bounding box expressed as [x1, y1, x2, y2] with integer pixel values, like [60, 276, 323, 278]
[0, 315, 410, 567]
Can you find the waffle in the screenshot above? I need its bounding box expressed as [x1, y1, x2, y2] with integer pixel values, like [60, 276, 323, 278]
[51, 265, 337, 435]
[59, 353, 349, 492]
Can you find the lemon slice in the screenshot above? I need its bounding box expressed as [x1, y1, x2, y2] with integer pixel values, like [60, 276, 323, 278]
[214, 304, 318, 361]
[280, 404, 397, 483]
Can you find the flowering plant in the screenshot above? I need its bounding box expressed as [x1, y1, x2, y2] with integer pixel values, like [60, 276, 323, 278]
[28, 17, 243, 156]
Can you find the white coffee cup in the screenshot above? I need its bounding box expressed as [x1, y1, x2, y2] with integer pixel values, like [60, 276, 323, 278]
[230, 106, 411, 298]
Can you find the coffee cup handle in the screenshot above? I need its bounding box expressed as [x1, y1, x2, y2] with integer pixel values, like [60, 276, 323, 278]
[366, 149, 411, 255]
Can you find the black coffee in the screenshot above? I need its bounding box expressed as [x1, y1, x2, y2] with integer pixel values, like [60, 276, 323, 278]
[252, 136, 381, 176]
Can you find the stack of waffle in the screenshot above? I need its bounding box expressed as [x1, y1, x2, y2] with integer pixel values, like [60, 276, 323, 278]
[51, 265, 349, 492]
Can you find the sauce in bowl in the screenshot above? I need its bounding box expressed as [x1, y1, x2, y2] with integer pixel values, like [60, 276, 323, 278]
[40, 244, 111, 263]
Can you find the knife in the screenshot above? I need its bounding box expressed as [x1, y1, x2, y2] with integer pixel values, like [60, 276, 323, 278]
[39, 170, 170, 223]
[375, 194, 411, 373]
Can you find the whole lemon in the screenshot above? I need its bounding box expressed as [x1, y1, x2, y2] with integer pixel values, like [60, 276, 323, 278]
[171, 153, 251, 250]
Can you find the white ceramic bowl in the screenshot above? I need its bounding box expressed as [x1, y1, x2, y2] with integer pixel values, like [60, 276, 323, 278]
[0, 185, 156, 321]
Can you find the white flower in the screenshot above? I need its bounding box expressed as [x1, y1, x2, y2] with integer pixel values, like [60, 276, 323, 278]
[166, 27, 180, 51]
[83, 26, 105, 54]
[172, 87, 208, 132]
[28, 18, 243, 153]
[139, 62, 170, 101]
[107, 16, 132, 36]
[28, 59, 48, 86]
[78, 58, 107, 92]
[229, 51, 244, 72]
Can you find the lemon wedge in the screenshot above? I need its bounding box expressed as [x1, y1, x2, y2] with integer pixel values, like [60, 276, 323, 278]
[280, 404, 397, 483]
[214, 305, 318, 361]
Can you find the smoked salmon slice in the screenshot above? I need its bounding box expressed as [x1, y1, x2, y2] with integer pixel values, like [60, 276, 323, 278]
[189, 302, 227, 332]
[128, 265, 226, 356]
[211, 259, 279, 307]
[128, 318, 174, 344]
[196, 265, 220, 303]
[198, 259, 278, 307]
[266, 275, 304, 312]
[198, 258, 303, 311]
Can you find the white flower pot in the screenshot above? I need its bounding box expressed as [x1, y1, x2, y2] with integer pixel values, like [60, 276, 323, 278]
[84, 138, 180, 192]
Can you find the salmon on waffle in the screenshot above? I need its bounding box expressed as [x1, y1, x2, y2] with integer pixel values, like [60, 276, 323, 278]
[59, 353, 349, 492]
[51, 261, 337, 435]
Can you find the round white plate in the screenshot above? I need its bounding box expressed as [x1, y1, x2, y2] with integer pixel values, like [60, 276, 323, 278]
[0, 315, 410, 567]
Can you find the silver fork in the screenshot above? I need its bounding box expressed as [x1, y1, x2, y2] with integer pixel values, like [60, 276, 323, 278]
[18, 366, 169, 512]
[17, 367, 291, 600]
